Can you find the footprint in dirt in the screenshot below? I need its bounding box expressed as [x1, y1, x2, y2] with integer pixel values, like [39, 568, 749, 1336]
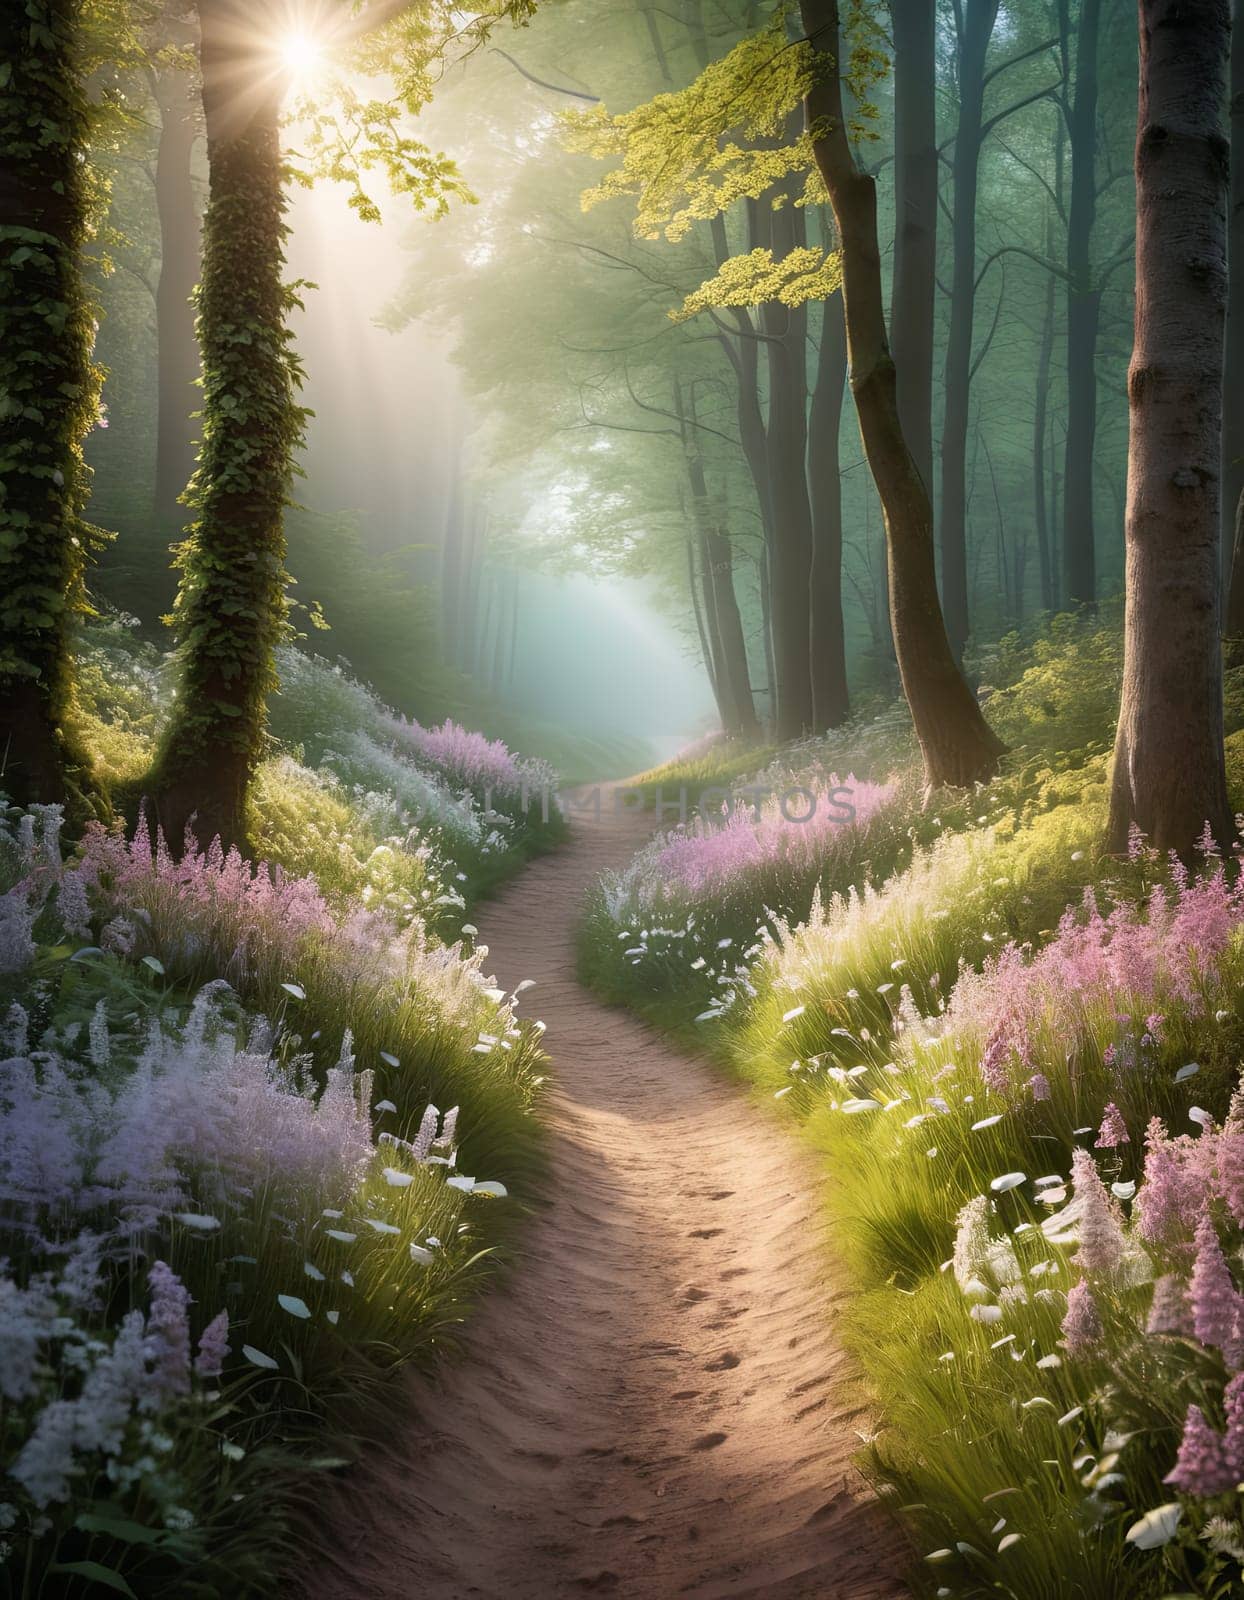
[704, 1351, 741, 1371]
[692, 1432, 728, 1451]
[680, 1285, 711, 1305]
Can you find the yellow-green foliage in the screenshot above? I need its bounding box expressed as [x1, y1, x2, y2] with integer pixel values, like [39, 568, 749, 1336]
[675, 245, 841, 321]
[627, 738, 779, 805]
[1226, 728, 1244, 812]
[979, 610, 1123, 765]
[565, 20, 822, 241]
[68, 623, 162, 789]
[249, 756, 438, 927]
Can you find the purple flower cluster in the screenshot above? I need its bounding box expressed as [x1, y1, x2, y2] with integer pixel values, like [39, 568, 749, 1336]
[6, 1261, 225, 1511]
[632, 777, 898, 908]
[1165, 1381, 1244, 1496]
[382, 714, 533, 797]
[947, 864, 1244, 1095]
[1, 987, 377, 1238]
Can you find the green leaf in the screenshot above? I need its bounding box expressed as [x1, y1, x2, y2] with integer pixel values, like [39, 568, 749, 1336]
[50, 1563, 138, 1598]
[73, 1513, 165, 1547]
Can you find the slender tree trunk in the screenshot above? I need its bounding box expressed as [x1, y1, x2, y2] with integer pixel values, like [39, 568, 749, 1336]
[939, 0, 1000, 660]
[1033, 220, 1057, 611]
[151, 39, 202, 528]
[800, 0, 1004, 788]
[760, 198, 816, 739]
[1062, 0, 1102, 609]
[477, 570, 495, 679]
[440, 452, 464, 666]
[707, 530, 761, 740]
[757, 549, 777, 730]
[151, 0, 302, 850]
[1108, 0, 1232, 854]
[808, 287, 851, 728]
[695, 531, 735, 733]
[490, 573, 506, 697]
[889, 0, 937, 498]
[507, 572, 520, 684]
[1223, 0, 1244, 607]
[687, 536, 719, 714]
[0, 0, 99, 808]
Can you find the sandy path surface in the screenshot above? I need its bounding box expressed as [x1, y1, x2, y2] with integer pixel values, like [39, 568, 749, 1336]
[301, 797, 906, 1600]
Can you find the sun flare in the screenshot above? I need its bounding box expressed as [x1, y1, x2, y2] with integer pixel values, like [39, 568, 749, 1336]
[280, 30, 323, 83]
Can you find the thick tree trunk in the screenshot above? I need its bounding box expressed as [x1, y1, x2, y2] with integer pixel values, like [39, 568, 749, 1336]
[800, 0, 1004, 789]
[889, 0, 937, 498]
[1223, 0, 1244, 604]
[1062, 0, 1102, 609]
[808, 288, 850, 728]
[150, 0, 301, 851]
[151, 42, 202, 528]
[0, 0, 98, 809]
[938, 0, 999, 661]
[1108, 0, 1232, 855]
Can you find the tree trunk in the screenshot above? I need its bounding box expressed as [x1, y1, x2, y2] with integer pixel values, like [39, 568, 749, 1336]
[151, 38, 202, 529]
[1223, 0, 1244, 604]
[889, 0, 937, 498]
[1062, 0, 1102, 609]
[760, 199, 816, 739]
[507, 572, 520, 685]
[1108, 0, 1232, 855]
[808, 287, 850, 728]
[1033, 213, 1058, 612]
[938, 0, 1000, 661]
[150, 0, 302, 852]
[695, 531, 734, 732]
[799, 0, 1005, 789]
[440, 452, 465, 666]
[707, 530, 761, 741]
[0, 0, 99, 809]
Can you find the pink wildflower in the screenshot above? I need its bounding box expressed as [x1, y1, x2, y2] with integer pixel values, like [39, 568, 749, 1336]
[1070, 1148, 1126, 1276]
[195, 1310, 230, 1379]
[1061, 1279, 1103, 1354]
[1027, 1073, 1051, 1102]
[1136, 1117, 1205, 1246]
[1096, 1102, 1130, 1149]
[1147, 1274, 1194, 1337]
[145, 1261, 191, 1405]
[1165, 1404, 1235, 1495]
[1190, 1212, 1244, 1366]
[1218, 1096, 1244, 1228]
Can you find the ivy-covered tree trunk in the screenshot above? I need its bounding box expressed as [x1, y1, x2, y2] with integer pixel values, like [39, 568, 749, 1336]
[0, 0, 101, 809]
[149, 0, 304, 851]
[1108, 0, 1233, 855]
[800, 0, 1005, 789]
[151, 28, 203, 529]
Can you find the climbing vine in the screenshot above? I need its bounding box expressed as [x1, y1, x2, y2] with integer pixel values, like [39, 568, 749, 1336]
[149, 94, 308, 850]
[0, 0, 108, 806]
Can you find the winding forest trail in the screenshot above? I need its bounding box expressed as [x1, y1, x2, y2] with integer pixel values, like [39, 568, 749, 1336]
[303, 796, 906, 1600]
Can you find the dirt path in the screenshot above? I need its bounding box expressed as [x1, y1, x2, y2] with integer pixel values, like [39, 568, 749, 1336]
[303, 798, 907, 1600]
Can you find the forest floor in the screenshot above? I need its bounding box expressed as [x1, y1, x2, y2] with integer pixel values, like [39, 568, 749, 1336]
[299, 793, 906, 1600]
